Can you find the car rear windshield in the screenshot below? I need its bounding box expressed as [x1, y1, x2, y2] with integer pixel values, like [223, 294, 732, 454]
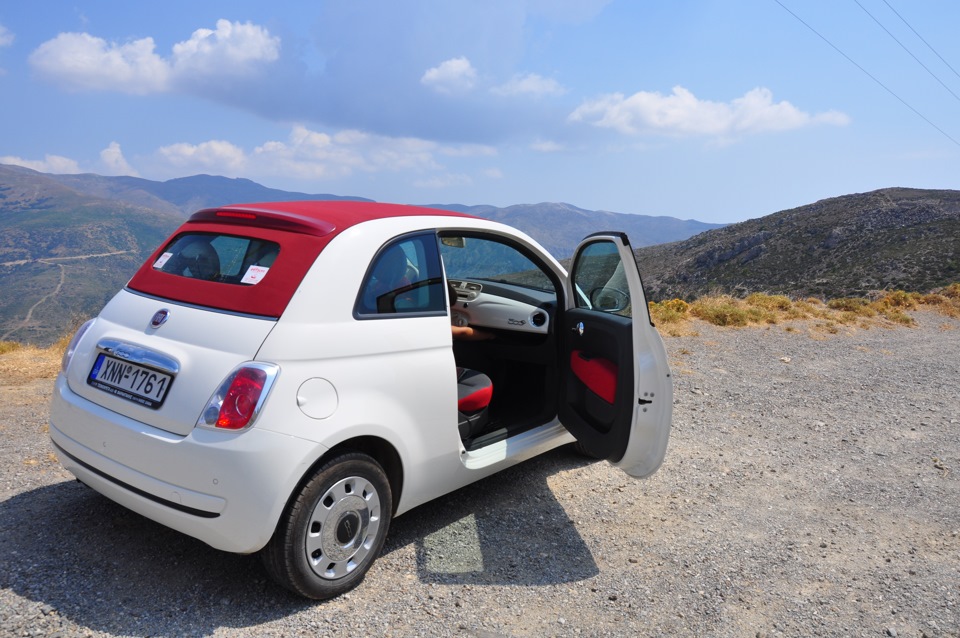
[152, 233, 280, 285]
[127, 221, 328, 318]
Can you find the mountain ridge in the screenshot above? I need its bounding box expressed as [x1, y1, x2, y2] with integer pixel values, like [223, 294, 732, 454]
[635, 186, 960, 300]
[0, 163, 722, 344]
[4, 163, 957, 346]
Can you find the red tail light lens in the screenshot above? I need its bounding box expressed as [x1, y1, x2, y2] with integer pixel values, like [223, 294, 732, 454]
[217, 367, 267, 429]
[198, 363, 279, 431]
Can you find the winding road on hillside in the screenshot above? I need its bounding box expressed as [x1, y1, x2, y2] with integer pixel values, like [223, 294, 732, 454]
[0, 251, 131, 341]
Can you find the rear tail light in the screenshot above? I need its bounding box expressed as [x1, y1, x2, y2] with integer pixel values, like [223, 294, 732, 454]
[61, 319, 96, 374]
[197, 362, 280, 431]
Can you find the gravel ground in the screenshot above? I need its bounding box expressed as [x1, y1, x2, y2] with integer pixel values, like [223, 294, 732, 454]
[1, 311, 958, 637]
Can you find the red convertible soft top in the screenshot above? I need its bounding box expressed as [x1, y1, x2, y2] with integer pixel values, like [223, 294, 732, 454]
[126, 201, 471, 318]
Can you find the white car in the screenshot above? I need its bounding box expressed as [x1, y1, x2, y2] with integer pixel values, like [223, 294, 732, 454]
[50, 201, 672, 599]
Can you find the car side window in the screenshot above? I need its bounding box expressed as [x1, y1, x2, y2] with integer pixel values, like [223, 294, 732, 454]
[356, 233, 447, 317]
[571, 240, 632, 318]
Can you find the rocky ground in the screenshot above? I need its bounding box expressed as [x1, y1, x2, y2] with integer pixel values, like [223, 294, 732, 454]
[1, 312, 958, 637]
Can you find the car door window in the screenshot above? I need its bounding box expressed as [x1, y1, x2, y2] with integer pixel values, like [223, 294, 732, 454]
[356, 233, 446, 317]
[571, 241, 632, 318]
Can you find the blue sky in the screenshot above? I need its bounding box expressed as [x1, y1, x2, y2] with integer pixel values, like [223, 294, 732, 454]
[1, 1, 959, 223]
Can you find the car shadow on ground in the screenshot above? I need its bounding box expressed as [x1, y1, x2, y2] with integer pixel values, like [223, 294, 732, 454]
[385, 446, 600, 586]
[0, 447, 598, 635]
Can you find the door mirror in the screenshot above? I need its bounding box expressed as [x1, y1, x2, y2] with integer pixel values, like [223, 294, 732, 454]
[571, 240, 632, 318]
[590, 287, 629, 312]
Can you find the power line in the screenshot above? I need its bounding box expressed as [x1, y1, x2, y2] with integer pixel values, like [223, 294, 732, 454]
[772, 0, 960, 148]
[854, 0, 960, 105]
[881, 0, 960, 83]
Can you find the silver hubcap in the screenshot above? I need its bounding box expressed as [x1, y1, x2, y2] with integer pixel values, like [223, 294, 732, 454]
[306, 475, 382, 580]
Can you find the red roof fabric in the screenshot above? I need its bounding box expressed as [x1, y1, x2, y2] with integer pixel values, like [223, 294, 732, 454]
[126, 201, 471, 318]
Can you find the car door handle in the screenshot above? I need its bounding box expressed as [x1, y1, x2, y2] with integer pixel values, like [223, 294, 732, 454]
[571, 321, 584, 336]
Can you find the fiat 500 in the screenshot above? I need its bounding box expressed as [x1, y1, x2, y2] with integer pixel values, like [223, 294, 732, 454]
[51, 200, 672, 599]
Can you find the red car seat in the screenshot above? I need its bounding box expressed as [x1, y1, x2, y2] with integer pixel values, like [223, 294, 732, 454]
[456, 367, 493, 439]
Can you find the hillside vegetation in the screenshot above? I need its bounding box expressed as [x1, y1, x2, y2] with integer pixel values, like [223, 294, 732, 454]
[648, 284, 960, 336]
[0, 165, 184, 344]
[636, 187, 960, 300]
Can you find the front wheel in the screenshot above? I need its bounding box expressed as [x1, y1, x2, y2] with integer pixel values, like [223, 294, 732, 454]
[261, 452, 392, 599]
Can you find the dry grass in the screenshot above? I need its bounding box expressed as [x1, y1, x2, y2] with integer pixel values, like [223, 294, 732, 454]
[649, 284, 960, 334]
[0, 333, 70, 384]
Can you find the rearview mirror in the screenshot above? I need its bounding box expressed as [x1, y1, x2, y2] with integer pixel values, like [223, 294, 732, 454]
[440, 237, 465, 248]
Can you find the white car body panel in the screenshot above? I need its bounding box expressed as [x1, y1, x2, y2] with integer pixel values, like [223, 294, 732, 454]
[64, 291, 277, 437]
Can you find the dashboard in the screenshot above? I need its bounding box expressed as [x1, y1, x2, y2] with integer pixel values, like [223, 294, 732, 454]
[448, 279, 556, 335]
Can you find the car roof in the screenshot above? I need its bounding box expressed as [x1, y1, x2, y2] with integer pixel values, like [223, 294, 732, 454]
[188, 200, 474, 237]
[127, 201, 478, 319]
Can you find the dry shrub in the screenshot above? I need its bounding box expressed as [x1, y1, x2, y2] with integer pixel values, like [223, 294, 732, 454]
[745, 293, 792, 311]
[882, 310, 915, 325]
[0, 341, 22, 356]
[648, 298, 690, 324]
[875, 290, 921, 309]
[828, 297, 870, 313]
[690, 296, 750, 327]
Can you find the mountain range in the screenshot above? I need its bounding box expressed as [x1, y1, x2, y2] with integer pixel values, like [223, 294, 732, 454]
[0, 164, 721, 344]
[3, 163, 957, 345]
[634, 187, 960, 300]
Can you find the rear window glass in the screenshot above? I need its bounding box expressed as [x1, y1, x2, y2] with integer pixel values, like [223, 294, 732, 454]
[153, 233, 280, 285]
[127, 221, 329, 319]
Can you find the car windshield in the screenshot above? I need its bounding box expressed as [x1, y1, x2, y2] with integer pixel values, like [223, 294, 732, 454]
[439, 236, 555, 292]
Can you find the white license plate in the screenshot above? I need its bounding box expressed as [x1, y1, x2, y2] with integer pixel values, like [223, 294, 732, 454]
[87, 354, 173, 409]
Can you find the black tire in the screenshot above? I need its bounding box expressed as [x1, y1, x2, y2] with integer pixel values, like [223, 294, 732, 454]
[261, 452, 392, 600]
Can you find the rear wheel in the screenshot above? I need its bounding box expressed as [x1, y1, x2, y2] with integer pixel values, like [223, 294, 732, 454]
[261, 452, 392, 599]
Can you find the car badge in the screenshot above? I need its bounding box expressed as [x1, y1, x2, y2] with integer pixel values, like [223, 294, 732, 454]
[150, 309, 170, 329]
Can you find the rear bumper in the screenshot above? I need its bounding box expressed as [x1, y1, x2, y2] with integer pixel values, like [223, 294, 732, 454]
[49, 374, 325, 553]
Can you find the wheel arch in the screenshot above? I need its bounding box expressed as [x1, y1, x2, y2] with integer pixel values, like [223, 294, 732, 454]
[313, 436, 404, 516]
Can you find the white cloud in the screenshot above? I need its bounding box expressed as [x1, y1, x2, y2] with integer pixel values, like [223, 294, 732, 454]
[171, 19, 280, 79]
[99, 142, 139, 176]
[421, 57, 477, 94]
[158, 140, 247, 173]
[29, 33, 169, 94]
[251, 125, 370, 179]
[151, 125, 458, 183]
[0, 154, 81, 174]
[569, 86, 850, 137]
[491, 73, 566, 97]
[28, 20, 279, 95]
[0, 23, 14, 47]
[531, 139, 564, 153]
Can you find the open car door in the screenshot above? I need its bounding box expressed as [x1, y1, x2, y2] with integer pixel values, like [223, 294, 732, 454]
[559, 233, 673, 478]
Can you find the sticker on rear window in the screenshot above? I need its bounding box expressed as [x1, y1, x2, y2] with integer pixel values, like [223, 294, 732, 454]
[241, 265, 269, 284]
[153, 252, 174, 269]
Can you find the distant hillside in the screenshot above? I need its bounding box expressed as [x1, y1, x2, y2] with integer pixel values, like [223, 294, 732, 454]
[635, 188, 960, 300]
[0, 162, 803, 346]
[0, 165, 184, 344]
[427, 202, 723, 258]
[47, 173, 372, 216]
